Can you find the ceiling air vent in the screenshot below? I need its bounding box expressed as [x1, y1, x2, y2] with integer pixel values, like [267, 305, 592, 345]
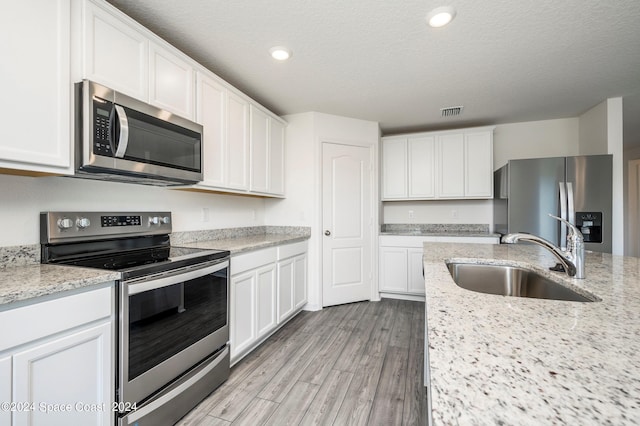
[440, 106, 464, 117]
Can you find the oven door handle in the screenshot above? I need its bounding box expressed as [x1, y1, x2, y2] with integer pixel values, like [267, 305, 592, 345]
[127, 260, 228, 296]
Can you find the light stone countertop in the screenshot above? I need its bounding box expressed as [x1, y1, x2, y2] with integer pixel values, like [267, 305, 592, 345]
[423, 242, 640, 425]
[178, 233, 310, 255]
[0, 264, 119, 308]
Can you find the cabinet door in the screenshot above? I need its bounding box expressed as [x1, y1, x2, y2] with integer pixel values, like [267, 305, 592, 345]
[227, 92, 250, 190]
[438, 134, 465, 198]
[13, 322, 112, 426]
[0, 355, 10, 426]
[231, 271, 256, 357]
[249, 106, 270, 193]
[465, 131, 493, 198]
[0, 0, 72, 173]
[82, 0, 148, 100]
[408, 136, 436, 198]
[382, 138, 408, 199]
[407, 248, 426, 294]
[269, 119, 286, 196]
[277, 258, 295, 323]
[293, 254, 307, 309]
[149, 43, 194, 119]
[256, 264, 277, 338]
[197, 73, 226, 187]
[379, 247, 408, 292]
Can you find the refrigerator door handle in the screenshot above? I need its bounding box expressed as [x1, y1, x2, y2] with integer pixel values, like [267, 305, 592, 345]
[559, 182, 567, 249]
[566, 182, 576, 225]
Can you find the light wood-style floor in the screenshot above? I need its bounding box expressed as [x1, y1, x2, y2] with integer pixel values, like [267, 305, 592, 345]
[177, 298, 428, 426]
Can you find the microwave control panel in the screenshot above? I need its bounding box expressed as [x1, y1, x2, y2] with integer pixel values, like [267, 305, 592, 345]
[93, 100, 113, 156]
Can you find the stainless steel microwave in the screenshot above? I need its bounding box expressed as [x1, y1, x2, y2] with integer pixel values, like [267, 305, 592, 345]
[75, 80, 203, 186]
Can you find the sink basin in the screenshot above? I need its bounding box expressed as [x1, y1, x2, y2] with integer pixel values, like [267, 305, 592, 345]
[446, 262, 596, 302]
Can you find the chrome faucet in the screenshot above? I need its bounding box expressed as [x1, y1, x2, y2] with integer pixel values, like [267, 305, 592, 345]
[501, 214, 585, 279]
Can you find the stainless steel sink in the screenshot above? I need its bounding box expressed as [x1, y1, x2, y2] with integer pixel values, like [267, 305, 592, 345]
[446, 262, 596, 302]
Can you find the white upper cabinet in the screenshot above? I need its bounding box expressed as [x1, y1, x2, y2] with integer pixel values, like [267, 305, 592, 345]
[149, 43, 195, 119]
[250, 105, 270, 193]
[227, 91, 250, 191]
[269, 120, 286, 196]
[0, 0, 72, 175]
[438, 133, 465, 198]
[197, 72, 226, 187]
[381, 126, 494, 200]
[249, 105, 286, 196]
[382, 137, 408, 199]
[464, 131, 493, 198]
[80, 0, 148, 100]
[409, 136, 436, 198]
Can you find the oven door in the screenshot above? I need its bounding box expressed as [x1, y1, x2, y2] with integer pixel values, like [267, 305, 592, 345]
[119, 259, 229, 405]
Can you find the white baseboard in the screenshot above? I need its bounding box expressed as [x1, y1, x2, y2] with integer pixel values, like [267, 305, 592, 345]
[379, 292, 425, 302]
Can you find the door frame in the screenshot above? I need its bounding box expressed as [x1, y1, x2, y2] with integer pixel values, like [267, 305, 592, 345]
[318, 139, 379, 308]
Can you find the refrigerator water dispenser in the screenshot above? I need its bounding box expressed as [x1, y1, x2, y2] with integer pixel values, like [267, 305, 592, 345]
[576, 212, 602, 243]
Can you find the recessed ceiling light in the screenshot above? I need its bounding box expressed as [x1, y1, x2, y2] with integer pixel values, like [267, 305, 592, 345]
[427, 6, 456, 28]
[269, 46, 292, 61]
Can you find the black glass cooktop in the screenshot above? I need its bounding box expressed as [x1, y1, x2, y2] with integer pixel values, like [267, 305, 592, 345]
[42, 235, 229, 280]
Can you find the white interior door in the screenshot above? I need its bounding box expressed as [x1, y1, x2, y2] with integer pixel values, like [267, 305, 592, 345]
[322, 142, 372, 307]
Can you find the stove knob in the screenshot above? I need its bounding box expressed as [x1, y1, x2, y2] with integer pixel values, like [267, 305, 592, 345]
[149, 216, 160, 225]
[161, 216, 170, 224]
[57, 218, 73, 230]
[76, 217, 91, 229]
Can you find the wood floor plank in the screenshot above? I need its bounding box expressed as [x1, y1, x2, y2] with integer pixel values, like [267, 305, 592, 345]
[198, 416, 232, 426]
[201, 331, 314, 420]
[257, 333, 324, 402]
[403, 307, 428, 426]
[230, 397, 279, 426]
[368, 346, 409, 425]
[298, 328, 351, 385]
[389, 302, 412, 349]
[332, 304, 379, 373]
[362, 299, 398, 358]
[333, 353, 386, 426]
[299, 369, 354, 426]
[262, 381, 320, 426]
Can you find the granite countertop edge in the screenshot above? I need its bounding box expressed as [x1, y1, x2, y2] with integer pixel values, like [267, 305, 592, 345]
[0, 265, 120, 308]
[423, 242, 640, 425]
[379, 231, 501, 238]
[179, 234, 310, 255]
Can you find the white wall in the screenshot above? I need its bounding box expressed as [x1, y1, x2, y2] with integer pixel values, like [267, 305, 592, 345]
[578, 101, 609, 155]
[383, 200, 493, 227]
[493, 118, 579, 169]
[576, 98, 624, 255]
[0, 174, 265, 246]
[265, 112, 380, 310]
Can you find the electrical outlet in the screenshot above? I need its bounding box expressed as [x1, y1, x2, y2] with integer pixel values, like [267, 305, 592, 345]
[451, 210, 458, 219]
[202, 207, 210, 222]
[408, 210, 414, 219]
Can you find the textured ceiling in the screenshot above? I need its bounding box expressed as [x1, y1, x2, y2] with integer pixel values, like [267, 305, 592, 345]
[107, 0, 640, 142]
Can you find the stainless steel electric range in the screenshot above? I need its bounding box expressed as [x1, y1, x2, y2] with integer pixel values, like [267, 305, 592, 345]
[40, 211, 230, 426]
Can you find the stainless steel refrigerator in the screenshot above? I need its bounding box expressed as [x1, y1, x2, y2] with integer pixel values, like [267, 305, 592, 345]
[494, 155, 613, 253]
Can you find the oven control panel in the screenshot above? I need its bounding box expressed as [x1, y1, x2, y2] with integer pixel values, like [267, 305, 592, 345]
[101, 215, 142, 227]
[41, 212, 172, 243]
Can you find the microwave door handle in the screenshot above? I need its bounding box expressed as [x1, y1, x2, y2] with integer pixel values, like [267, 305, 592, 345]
[113, 104, 129, 158]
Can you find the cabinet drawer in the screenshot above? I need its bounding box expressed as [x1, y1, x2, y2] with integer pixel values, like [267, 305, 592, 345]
[0, 285, 113, 352]
[231, 247, 277, 275]
[277, 241, 308, 260]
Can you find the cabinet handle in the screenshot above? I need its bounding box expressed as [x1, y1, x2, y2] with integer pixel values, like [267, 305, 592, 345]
[324, 230, 331, 236]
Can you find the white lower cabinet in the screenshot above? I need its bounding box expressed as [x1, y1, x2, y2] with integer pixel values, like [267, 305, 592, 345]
[230, 241, 308, 364]
[256, 264, 277, 338]
[379, 235, 500, 298]
[0, 284, 114, 426]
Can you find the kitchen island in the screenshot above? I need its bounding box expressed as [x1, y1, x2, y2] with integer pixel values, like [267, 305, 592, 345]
[423, 242, 640, 425]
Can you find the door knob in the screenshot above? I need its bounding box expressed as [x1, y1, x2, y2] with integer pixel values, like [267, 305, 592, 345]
[324, 230, 331, 236]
